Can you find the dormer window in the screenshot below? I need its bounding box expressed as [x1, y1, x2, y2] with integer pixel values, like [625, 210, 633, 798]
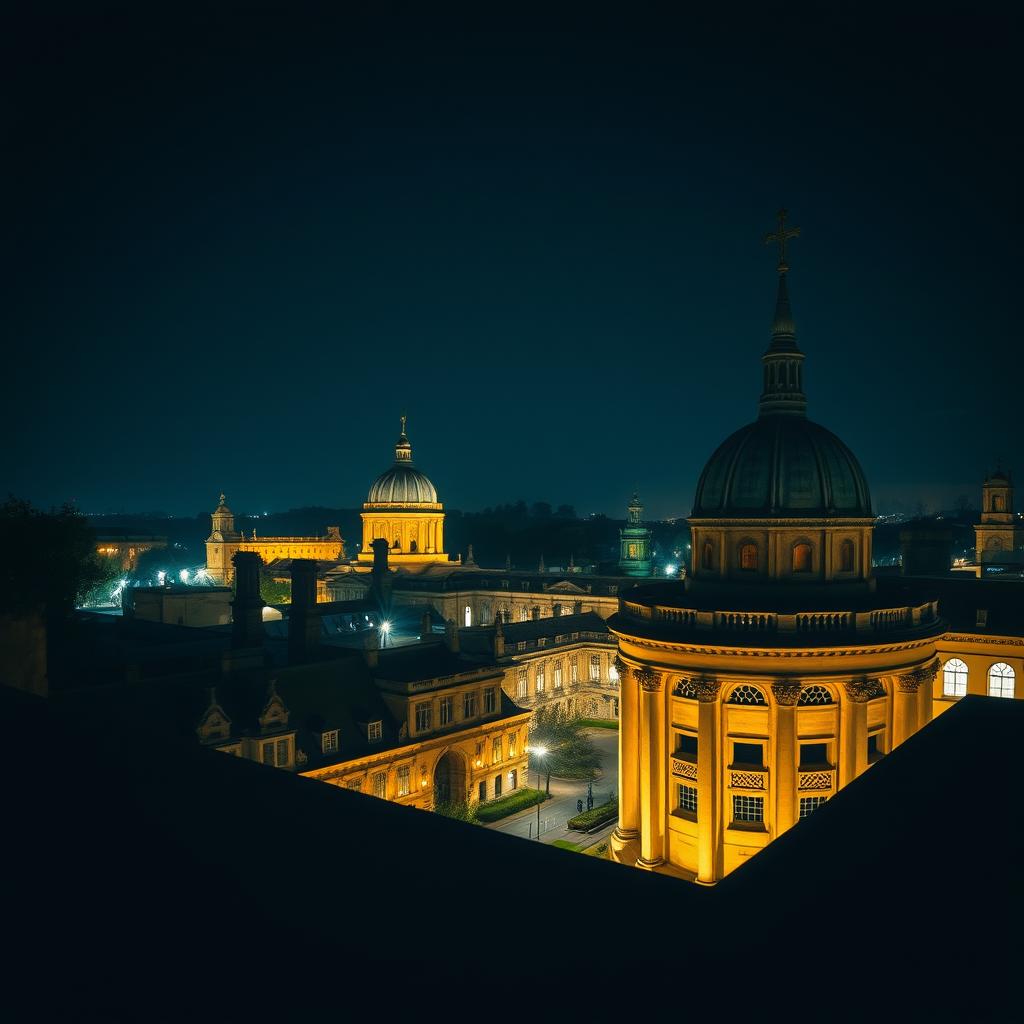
[368, 720, 383, 743]
[321, 730, 339, 755]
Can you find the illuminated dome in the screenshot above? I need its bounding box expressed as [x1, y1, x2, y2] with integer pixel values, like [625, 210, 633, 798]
[692, 416, 871, 518]
[366, 422, 439, 506]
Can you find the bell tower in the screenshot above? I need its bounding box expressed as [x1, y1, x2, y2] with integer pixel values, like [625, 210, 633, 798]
[206, 493, 242, 584]
[975, 470, 1023, 570]
[619, 493, 653, 577]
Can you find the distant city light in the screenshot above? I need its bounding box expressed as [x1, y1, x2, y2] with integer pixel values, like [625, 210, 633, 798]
[664, 564, 677, 576]
[157, 570, 166, 585]
[179, 569, 189, 584]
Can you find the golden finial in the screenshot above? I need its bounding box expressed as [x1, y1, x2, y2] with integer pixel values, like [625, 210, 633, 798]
[765, 208, 800, 273]
[400, 413, 407, 435]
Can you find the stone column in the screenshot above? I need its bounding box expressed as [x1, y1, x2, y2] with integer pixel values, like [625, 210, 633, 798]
[840, 679, 872, 785]
[636, 666, 665, 869]
[893, 662, 936, 748]
[611, 656, 641, 862]
[694, 678, 721, 885]
[771, 681, 801, 836]
[917, 660, 936, 731]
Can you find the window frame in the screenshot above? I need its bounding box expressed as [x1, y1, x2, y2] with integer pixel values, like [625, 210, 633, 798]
[321, 729, 340, 755]
[942, 658, 968, 698]
[988, 662, 1016, 699]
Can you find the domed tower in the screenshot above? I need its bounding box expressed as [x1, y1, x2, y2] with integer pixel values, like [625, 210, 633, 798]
[619, 494, 653, 577]
[608, 212, 942, 882]
[358, 417, 450, 566]
[206, 494, 242, 584]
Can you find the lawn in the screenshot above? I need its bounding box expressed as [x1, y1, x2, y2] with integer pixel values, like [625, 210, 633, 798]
[579, 718, 619, 730]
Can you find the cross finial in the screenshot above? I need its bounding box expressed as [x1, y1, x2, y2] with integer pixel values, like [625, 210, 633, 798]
[765, 208, 800, 273]
[219, 492, 226, 505]
[400, 413, 407, 435]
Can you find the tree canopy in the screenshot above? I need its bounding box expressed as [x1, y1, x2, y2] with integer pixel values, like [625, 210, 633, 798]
[528, 706, 603, 793]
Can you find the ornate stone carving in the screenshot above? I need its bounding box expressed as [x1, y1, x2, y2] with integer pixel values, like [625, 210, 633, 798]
[895, 661, 939, 693]
[635, 666, 663, 692]
[843, 678, 881, 703]
[730, 770, 766, 790]
[613, 655, 629, 681]
[692, 677, 721, 703]
[797, 770, 833, 791]
[771, 681, 802, 706]
[671, 758, 698, 781]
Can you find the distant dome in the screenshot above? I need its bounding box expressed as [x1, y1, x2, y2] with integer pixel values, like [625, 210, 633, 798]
[367, 464, 438, 505]
[366, 421, 439, 505]
[692, 416, 872, 519]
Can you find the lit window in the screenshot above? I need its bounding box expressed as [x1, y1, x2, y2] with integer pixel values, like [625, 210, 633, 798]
[484, 688, 496, 713]
[372, 772, 386, 799]
[536, 665, 546, 694]
[464, 605, 472, 627]
[590, 655, 600, 682]
[508, 768, 518, 790]
[677, 784, 698, 815]
[739, 542, 758, 570]
[517, 641, 527, 652]
[321, 729, 339, 754]
[608, 661, 618, 682]
[508, 732, 517, 758]
[732, 795, 764, 823]
[520, 607, 529, 622]
[840, 539, 855, 572]
[397, 765, 410, 797]
[988, 662, 1015, 699]
[492, 737, 502, 764]
[554, 662, 563, 689]
[792, 543, 812, 572]
[570, 657, 579, 684]
[415, 703, 432, 732]
[943, 658, 968, 698]
[439, 696, 453, 726]
[368, 720, 382, 742]
[799, 796, 828, 818]
[463, 692, 477, 718]
[516, 668, 528, 700]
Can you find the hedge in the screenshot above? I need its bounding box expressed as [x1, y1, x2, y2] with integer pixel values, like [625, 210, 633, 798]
[475, 787, 549, 823]
[567, 798, 618, 831]
[579, 718, 619, 730]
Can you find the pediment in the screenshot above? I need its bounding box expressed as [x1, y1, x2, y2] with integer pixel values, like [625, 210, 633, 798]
[544, 580, 588, 594]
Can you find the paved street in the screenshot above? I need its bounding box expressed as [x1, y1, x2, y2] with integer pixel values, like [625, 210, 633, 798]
[487, 728, 619, 845]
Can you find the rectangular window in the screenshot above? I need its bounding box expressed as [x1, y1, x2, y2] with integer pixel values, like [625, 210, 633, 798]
[479, 780, 487, 801]
[494, 773, 502, 797]
[516, 668, 528, 700]
[571, 658, 579, 684]
[799, 743, 829, 769]
[732, 795, 764, 823]
[397, 765, 410, 797]
[262, 741, 275, 766]
[799, 795, 828, 818]
[415, 703, 432, 732]
[554, 662, 563, 689]
[345, 779, 362, 791]
[508, 768, 518, 790]
[439, 696, 453, 726]
[508, 732, 517, 758]
[368, 720, 382, 742]
[520, 607, 529, 621]
[537, 637, 546, 648]
[321, 729, 339, 754]
[590, 655, 600, 681]
[517, 641, 527, 652]
[536, 665, 546, 694]
[463, 692, 477, 718]
[677, 784, 698, 815]
[732, 742, 764, 768]
[484, 688, 496, 713]
[676, 733, 698, 758]
[276, 738, 289, 766]
[492, 737, 502, 764]
[372, 772, 387, 799]
[867, 732, 883, 763]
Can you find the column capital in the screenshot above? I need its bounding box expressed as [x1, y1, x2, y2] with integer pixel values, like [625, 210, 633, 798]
[613, 655, 630, 680]
[636, 666, 663, 692]
[692, 677, 721, 703]
[843, 678, 879, 703]
[771, 680, 802, 706]
[895, 660, 939, 693]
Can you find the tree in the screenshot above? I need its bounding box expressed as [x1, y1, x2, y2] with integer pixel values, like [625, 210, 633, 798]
[259, 570, 291, 605]
[528, 706, 603, 794]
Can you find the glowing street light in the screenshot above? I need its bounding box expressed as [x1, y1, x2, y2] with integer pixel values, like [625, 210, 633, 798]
[664, 564, 677, 576]
[179, 569, 190, 584]
[527, 745, 548, 839]
[380, 619, 392, 648]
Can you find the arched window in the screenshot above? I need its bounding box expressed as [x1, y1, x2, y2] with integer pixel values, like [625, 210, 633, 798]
[726, 684, 767, 706]
[993, 494, 1005, 512]
[464, 605, 472, 627]
[792, 543, 812, 573]
[410, 539, 418, 553]
[798, 685, 834, 706]
[840, 539, 855, 573]
[988, 662, 1015, 698]
[943, 658, 968, 698]
[740, 542, 758, 571]
[702, 540, 715, 570]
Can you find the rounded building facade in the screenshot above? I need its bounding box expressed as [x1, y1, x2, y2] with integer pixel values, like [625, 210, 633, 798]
[608, 229, 941, 882]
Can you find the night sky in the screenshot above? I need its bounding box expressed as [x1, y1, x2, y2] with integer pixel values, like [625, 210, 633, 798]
[7, 4, 1021, 520]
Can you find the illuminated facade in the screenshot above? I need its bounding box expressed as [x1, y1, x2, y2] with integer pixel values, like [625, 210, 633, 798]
[205, 494, 345, 584]
[357, 418, 451, 567]
[95, 534, 167, 572]
[609, 216, 943, 881]
[619, 494, 653, 576]
[975, 470, 1024, 570]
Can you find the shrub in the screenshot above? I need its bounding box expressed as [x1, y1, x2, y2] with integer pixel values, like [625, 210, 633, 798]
[474, 787, 549, 823]
[567, 798, 618, 831]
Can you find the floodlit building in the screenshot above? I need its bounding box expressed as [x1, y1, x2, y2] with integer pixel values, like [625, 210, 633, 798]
[609, 220, 945, 881]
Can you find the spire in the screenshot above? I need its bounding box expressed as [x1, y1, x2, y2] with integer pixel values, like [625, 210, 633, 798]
[394, 414, 413, 464]
[538, 553, 546, 573]
[759, 209, 806, 418]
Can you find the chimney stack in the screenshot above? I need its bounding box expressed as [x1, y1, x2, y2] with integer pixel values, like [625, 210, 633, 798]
[420, 609, 433, 640]
[494, 614, 505, 658]
[288, 559, 320, 663]
[445, 618, 460, 653]
[230, 552, 265, 650]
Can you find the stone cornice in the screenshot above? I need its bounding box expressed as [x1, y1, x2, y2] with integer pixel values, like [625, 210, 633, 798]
[943, 634, 1024, 647]
[771, 681, 802, 706]
[609, 632, 937, 660]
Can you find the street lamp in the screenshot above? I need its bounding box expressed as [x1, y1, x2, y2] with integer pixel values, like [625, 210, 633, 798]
[380, 619, 392, 649]
[527, 745, 548, 840]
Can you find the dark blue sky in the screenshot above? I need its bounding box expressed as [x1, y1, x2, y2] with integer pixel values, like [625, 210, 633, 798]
[7, 4, 1021, 519]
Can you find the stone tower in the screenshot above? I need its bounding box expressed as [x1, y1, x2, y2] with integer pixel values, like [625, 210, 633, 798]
[976, 469, 1024, 569]
[618, 494, 653, 577]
